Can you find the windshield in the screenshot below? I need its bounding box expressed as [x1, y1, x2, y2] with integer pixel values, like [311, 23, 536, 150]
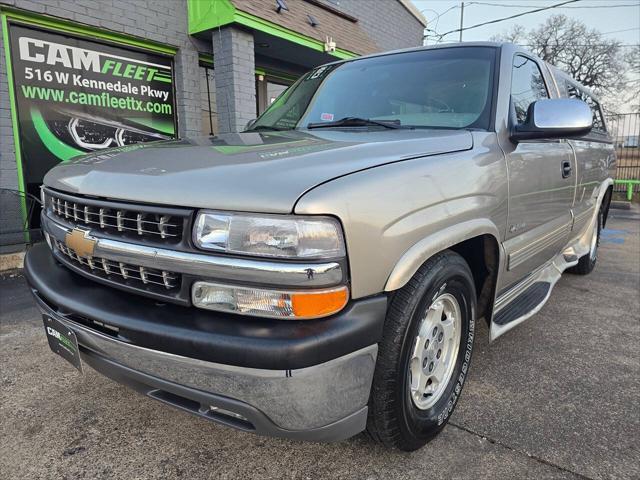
[249, 47, 496, 131]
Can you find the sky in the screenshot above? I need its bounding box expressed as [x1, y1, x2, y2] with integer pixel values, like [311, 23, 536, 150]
[411, 0, 640, 46]
[410, 0, 639, 112]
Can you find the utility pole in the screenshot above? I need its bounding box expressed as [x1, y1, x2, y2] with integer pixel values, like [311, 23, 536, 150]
[459, 2, 465, 42]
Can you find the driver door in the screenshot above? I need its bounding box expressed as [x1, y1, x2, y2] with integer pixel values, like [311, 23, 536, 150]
[501, 55, 576, 290]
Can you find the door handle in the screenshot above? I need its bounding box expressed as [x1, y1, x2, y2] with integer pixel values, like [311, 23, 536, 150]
[562, 161, 572, 178]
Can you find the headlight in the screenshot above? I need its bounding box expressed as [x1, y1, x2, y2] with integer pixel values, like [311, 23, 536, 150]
[193, 211, 346, 259]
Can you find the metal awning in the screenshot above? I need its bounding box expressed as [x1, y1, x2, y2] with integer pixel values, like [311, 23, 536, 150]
[188, 0, 379, 59]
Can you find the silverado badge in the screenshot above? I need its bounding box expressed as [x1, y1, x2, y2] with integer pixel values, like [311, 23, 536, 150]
[65, 227, 97, 258]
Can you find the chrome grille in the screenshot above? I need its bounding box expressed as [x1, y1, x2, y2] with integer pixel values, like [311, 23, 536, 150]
[52, 237, 181, 292]
[46, 190, 186, 242]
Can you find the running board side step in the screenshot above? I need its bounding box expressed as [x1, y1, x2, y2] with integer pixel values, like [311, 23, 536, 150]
[493, 282, 551, 326]
[490, 190, 607, 341]
[490, 248, 573, 341]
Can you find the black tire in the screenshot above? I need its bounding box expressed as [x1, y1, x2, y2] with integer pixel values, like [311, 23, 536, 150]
[366, 250, 476, 451]
[568, 207, 602, 275]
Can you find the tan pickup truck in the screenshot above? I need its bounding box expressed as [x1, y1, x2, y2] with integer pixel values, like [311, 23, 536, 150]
[26, 42, 615, 451]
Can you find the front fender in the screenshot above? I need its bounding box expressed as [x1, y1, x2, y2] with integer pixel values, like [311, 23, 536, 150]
[295, 133, 508, 299]
[384, 219, 502, 292]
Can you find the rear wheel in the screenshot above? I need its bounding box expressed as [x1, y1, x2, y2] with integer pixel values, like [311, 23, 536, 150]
[366, 251, 476, 451]
[568, 207, 602, 275]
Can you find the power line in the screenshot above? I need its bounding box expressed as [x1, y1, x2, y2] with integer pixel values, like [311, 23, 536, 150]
[437, 0, 582, 39]
[421, 5, 460, 20]
[421, 5, 461, 34]
[518, 43, 639, 46]
[601, 27, 640, 35]
[422, 32, 640, 46]
[466, 1, 640, 8]
[422, 36, 640, 46]
[423, 35, 640, 46]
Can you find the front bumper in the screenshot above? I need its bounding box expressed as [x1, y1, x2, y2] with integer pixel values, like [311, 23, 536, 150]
[25, 244, 386, 441]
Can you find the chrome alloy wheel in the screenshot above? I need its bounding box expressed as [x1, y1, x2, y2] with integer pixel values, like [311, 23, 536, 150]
[408, 293, 462, 410]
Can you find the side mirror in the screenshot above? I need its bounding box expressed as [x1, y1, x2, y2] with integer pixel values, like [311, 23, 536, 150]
[244, 119, 256, 131]
[510, 98, 592, 142]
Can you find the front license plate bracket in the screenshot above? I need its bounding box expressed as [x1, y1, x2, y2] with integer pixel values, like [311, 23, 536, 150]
[43, 315, 83, 373]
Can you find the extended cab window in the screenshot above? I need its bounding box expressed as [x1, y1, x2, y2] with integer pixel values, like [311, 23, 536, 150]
[567, 83, 607, 133]
[511, 55, 549, 124]
[590, 100, 606, 133]
[250, 47, 497, 131]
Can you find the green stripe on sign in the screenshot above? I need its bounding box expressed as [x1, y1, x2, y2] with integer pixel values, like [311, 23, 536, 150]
[1, 6, 178, 55]
[124, 117, 175, 136]
[31, 108, 85, 161]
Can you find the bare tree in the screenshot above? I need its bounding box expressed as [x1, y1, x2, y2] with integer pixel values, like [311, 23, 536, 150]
[491, 24, 526, 44]
[492, 15, 628, 103]
[624, 45, 640, 112]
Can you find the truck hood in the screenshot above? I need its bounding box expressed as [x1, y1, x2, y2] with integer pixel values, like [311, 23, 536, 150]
[44, 129, 473, 213]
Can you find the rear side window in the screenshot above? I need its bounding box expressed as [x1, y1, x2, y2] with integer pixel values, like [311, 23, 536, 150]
[511, 55, 549, 124]
[588, 99, 606, 133]
[567, 82, 607, 133]
[567, 83, 581, 100]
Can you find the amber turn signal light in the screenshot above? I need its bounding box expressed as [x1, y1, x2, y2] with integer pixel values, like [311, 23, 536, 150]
[291, 287, 349, 318]
[192, 282, 349, 319]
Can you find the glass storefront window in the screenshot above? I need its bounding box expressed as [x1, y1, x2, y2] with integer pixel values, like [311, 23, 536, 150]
[200, 66, 217, 135]
[256, 74, 294, 116]
[267, 82, 288, 106]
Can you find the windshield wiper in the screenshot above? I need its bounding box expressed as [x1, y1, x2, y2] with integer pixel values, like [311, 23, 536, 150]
[246, 125, 285, 132]
[307, 117, 405, 129]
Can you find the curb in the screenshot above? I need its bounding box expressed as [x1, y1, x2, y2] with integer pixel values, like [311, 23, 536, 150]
[0, 251, 25, 272]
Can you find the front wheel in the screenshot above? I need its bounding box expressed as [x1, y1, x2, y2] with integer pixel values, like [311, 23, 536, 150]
[366, 251, 476, 451]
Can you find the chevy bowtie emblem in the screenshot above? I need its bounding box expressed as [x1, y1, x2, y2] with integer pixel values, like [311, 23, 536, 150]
[65, 227, 97, 258]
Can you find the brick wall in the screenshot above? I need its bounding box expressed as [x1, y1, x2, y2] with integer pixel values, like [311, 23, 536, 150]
[0, 0, 205, 250]
[212, 26, 256, 134]
[0, 0, 425, 251]
[338, 0, 425, 51]
[1, 3, 22, 251]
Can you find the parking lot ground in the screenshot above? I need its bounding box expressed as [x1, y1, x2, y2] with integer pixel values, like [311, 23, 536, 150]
[1, 208, 638, 480]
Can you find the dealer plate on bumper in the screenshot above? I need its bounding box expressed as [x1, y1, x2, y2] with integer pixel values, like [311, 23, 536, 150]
[43, 315, 82, 373]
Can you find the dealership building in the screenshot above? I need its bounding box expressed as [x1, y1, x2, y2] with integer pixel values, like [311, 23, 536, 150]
[0, 0, 425, 252]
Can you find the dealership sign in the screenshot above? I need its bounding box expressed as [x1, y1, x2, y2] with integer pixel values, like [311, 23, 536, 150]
[18, 36, 172, 100]
[6, 23, 177, 207]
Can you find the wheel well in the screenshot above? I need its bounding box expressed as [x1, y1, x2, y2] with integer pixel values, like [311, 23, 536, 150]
[449, 235, 500, 326]
[602, 185, 613, 228]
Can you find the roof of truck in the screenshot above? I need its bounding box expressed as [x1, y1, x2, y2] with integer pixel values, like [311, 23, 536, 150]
[323, 41, 516, 66]
[323, 42, 599, 101]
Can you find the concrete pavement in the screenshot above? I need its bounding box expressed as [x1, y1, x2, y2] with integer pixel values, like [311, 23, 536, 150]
[1, 209, 638, 480]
